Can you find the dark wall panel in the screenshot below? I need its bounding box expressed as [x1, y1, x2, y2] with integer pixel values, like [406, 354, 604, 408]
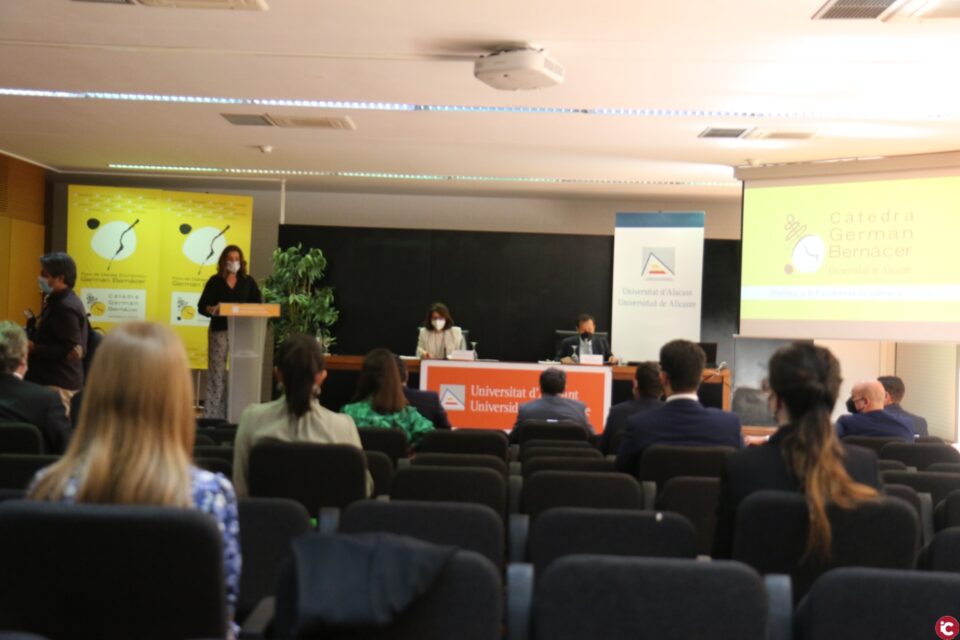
[279, 225, 739, 364]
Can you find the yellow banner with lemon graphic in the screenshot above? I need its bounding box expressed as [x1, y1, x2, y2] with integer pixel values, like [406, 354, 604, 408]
[67, 185, 253, 369]
[159, 190, 253, 369]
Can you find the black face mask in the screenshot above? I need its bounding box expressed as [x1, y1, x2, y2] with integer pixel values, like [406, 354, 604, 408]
[845, 397, 859, 414]
[580, 331, 592, 341]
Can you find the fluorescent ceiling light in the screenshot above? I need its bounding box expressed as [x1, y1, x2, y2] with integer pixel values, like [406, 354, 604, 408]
[107, 163, 740, 187]
[2, 86, 957, 120]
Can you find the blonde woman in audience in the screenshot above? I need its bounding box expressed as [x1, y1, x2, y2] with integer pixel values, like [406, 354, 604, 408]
[28, 322, 241, 637]
[233, 334, 371, 497]
[713, 342, 879, 558]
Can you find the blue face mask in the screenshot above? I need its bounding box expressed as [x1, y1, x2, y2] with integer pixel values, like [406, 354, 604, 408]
[38, 276, 53, 295]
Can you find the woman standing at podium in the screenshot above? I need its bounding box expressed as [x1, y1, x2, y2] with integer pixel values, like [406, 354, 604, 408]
[198, 245, 261, 419]
[416, 302, 464, 360]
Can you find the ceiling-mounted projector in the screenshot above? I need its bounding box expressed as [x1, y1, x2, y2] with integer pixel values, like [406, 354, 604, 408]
[474, 48, 564, 91]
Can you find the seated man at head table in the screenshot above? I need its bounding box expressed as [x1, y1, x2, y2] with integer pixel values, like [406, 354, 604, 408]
[556, 313, 618, 364]
[616, 339, 743, 476]
[395, 355, 451, 430]
[836, 379, 914, 442]
[597, 361, 663, 455]
[512, 367, 593, 439]
[878, 375, 928, 438]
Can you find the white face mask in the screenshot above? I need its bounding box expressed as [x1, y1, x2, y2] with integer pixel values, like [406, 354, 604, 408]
[432, 318, 446, 331]
[225, 261, 241, 274]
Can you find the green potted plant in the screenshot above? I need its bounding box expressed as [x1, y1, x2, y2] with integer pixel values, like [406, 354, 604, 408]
[262, 244, 338, 351]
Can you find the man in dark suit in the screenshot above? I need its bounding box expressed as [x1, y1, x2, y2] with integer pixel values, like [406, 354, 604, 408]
[616, 340, 742, 476]
[837, 380, 913, 442]
[597, 361, 663, 454]
[0, 321, 71, 453]
[395, 356, 451, 430]
[878, 375, 928, 438]
[514, 367, 593, 432]
[556, 314, 618, 364]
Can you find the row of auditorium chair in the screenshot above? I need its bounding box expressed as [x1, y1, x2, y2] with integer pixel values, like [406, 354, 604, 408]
[3, 492, 960, 639]
[5, 423, 960, 542]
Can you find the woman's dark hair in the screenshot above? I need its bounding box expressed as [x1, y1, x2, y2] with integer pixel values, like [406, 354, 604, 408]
[277, 335, 325, 418]
[769, 342, 877, 558]
[353, 348, 407, 414]
[40, 252, 77, 288]
[217, 245, 248, 278]
[423, 302, 454, 330]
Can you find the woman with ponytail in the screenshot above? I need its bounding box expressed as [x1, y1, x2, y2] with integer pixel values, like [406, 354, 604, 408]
[712, 342, 880, 558]
[233, 334, 371, 497]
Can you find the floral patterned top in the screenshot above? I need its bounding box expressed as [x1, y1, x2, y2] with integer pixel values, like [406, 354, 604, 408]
[29, 466, 242, 631]
[341, 398, 435, 446]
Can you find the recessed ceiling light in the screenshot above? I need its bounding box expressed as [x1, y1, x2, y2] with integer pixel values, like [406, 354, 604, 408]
[107, 163, 740, 187]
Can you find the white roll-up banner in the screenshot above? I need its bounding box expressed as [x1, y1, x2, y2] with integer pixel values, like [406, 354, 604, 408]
[611, 212, 705, 362]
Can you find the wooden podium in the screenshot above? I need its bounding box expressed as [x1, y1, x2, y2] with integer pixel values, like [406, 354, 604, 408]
[218, 303, 280, 422]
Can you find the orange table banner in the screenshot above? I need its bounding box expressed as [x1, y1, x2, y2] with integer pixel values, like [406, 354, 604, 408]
[419, 361, 613, 431]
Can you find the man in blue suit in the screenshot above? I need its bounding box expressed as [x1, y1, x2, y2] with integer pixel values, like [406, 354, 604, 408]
[514, 367, 593, 432]
[878, 375, 928, 437]
[836, 379, 913, 442]
[597, 361, 663, 455]
[616, 339, 742, 476]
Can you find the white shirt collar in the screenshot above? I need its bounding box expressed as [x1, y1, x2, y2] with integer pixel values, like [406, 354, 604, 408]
[666, 392, 700, 403]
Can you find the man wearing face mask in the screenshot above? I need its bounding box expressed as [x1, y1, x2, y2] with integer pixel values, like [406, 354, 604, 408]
[836, 380, 914, 442]
[198, 245, 262, 419]
[26, 252, 88, 414]
[556, 314, 618, 364]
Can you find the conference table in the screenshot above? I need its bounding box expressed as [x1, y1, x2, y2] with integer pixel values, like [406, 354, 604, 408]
[323, 355, 734, 431]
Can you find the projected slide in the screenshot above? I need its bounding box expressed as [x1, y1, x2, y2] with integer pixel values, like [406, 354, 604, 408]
[740, 175, 960, 341]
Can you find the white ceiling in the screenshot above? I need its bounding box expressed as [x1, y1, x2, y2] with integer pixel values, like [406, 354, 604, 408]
[1, 0, 960, 199]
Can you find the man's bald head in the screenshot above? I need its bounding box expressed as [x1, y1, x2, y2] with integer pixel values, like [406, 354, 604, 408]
[851, 380, 886, 412]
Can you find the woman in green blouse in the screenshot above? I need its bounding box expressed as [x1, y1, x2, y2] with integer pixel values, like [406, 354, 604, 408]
[342, 347, 434, 447]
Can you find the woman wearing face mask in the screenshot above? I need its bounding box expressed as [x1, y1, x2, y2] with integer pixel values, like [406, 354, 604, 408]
[26, 252, 89, 414]
[232, 334, 370, 497]
[712, 342, 880, 559]
[415, 302, 464, 360]
[198, 245, 261, 419]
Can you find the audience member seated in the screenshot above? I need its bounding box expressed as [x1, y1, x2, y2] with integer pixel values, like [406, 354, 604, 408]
[616, 340, 742, 476]
[879, 375, 928, 438]
[0, 321, 71, 454]
[25, 322, 240, 635]
[395, 355, 451, 430]
[837, 380, 914, 442]
[234, 334, 371, 497]
[342, 348, 434, 447]
[556, 313, 618, 364]
[713, 342, 880, 558]
[597, 361, 662, 455]
[514, 367, 593, 432]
